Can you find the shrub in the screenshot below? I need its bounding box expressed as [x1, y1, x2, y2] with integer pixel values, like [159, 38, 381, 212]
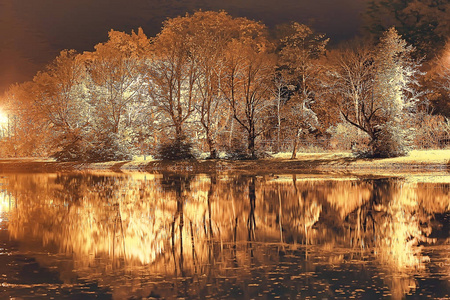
[224, 137, 248, 160]
[85, 138, 133, 162]
[223, 137, 271, 160]
[369, 122, 414, 158]
[413, 114, 450, 149]
[155, 136, 195, 160]
[52, 132, 135, 162]
[327, 122, 370, 152]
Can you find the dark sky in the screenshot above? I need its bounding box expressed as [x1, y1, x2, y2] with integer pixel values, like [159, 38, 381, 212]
[0, 0, 369, 94]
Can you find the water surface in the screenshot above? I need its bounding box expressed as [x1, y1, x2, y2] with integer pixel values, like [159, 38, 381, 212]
[0, 172, 449, 299]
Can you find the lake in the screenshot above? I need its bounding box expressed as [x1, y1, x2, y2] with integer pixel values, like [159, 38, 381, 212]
[0, 171, 449, 299]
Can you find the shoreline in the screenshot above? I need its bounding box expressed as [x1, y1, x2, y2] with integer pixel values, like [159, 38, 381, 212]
[0, 150, 449, 175]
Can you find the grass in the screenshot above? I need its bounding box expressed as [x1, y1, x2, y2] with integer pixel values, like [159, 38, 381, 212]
[371, 149, 450, 164]
[0, 150, 449, 174]
[113, 149, 450, 174]
[271, 149, 450, 164]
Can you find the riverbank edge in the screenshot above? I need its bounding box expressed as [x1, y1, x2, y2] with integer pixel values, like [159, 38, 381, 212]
[0, 152, 449, 174]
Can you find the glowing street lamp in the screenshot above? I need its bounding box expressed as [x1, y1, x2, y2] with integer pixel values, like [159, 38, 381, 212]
[0, 108, 9, 137]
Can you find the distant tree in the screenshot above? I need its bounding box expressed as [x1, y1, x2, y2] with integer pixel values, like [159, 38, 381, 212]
[164, 11, 248, 159]
[84, 29, 150, 161]
[32, 50, 90, 161]
[277, 23, 328, 158]
[2, 82, 50, 157]
[221, 32, 275, 159]
[331, 28, 423, 157]
[282, 96, 319, 158]
[148, 17, 201, 148]
[419, 42, 450, 117]
[364, 0, 450, 58]
[326, 41, 376, 151]
[412, 113, 450, 149]
[436, 44, 450, 92]
[270, 72, 289, 153]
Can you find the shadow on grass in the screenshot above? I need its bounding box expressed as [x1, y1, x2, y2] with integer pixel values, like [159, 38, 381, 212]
[220, 155, 361, 173]
[0, 155, 447, 174]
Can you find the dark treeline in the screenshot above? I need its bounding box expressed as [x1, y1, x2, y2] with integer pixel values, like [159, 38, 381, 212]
[1, 9, 449, 161]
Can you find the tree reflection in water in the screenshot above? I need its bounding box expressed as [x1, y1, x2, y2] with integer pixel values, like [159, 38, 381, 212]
[1, 172, 449, 299]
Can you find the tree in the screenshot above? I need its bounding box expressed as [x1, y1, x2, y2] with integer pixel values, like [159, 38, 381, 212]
[270, 72, 289, 153]
[327, 41, 376, 150]
[164, 11, 247, 158]
[2, 82, 51, 157]
[364, 0, 450, 58]
[436, 43, 450, 92]
[222, 34, 275, 159]
[84, 29, 150, 161]
[148, 16, 201, 145]
[333, 28, 423, 157]
[371, 28, 422, 157]
[32, 50, 90, 160]
[420, 42, 450, 117]
[277, 23, 328, 158]
[282, 97, 319, 158]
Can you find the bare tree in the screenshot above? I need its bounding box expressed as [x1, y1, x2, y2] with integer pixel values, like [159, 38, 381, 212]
[278, 23, 328, 158]
[222, 37, 275, 159]
[327, 42, 376, 148]
[148, 18, 201, 142]
[271, 71, 288, 153]
[187, 12, 240, 158]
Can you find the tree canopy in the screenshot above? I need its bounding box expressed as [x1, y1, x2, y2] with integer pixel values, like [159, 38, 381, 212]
[1, 10, 448, 160]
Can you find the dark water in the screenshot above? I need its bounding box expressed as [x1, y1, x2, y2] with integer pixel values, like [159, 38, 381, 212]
[0, 172, 449, 300]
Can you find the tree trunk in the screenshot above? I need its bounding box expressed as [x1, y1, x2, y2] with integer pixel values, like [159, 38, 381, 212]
[277, 89, 281, 153]
[247, 177, 256, 241]
[248, 133, 256, 159]
[175, 122, 183, 140]
[291, 128, 302, 159]
[206, 134, 216, 159]
[229, 117, 234, 148]
[291, 140, 298, 159]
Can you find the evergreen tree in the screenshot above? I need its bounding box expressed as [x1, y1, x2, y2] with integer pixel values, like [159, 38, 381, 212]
[370, 28, 422, 157]
[334, 28, 422, 157]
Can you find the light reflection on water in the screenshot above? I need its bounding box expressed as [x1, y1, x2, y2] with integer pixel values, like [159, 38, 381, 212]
[0, 172, 449, 299]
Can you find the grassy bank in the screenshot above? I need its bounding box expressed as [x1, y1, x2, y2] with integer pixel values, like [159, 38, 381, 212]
[0, 150, 449, 174]
[92, 149, 450, 174]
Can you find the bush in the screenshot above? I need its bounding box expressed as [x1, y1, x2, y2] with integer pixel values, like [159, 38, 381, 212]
[327, 122, 370, 152]
[413, 114, 450, 149]
[328, 121, 412, 158]
[370, 122, 412, 158]
[52, 142, 84, 162]
[85, 139, 133, 162]
[224, 137, 271, 160]
[224, 136, 248, 160]
[51, 133, 87, 162]
[52, 132, 135, 162]
[155, 136, 195, 160]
